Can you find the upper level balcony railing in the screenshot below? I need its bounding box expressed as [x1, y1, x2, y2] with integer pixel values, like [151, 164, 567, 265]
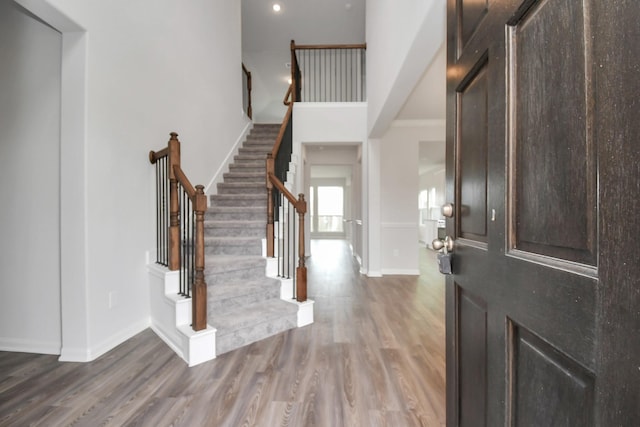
[290, 40, 366, 103]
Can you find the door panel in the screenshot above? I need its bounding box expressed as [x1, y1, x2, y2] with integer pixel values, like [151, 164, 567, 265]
[443, 0, 638, 425]
[509, 324, 595, 426]
[458, 0, 489, 53]
[457, 57, 488, 243]
[508, 0, 597, 265]
[457, 287, 487, 426]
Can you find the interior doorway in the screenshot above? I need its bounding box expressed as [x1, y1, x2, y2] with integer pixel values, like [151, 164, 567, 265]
[0, 0, 62, 353]
[310, 178, 347, 239]
[303, 144, 363, 265]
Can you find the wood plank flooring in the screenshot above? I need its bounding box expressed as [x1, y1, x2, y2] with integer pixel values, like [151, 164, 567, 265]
[0, 240, 446, 426]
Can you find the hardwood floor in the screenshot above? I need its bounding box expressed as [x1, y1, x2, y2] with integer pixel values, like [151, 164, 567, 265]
[0, 240, 446, 426]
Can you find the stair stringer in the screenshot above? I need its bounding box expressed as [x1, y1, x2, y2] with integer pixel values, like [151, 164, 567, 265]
[148, 263, 216, 367]
[204, 120, 253, 196]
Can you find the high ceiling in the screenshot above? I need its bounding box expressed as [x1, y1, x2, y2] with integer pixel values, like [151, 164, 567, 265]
[241, 0, 366, 122]
[241, 0, 446, 173]
[242, 0, 366, 52]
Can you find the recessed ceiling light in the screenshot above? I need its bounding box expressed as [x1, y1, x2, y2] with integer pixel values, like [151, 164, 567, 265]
[272, 4, 281, 12]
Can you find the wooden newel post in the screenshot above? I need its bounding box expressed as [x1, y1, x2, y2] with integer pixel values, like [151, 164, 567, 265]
[168, 132, 181, 271]
[192, 185, 207, 331]
[290, 40, 297, 103]
[266, 154, 275, 258]
[296, 193, 307, 302]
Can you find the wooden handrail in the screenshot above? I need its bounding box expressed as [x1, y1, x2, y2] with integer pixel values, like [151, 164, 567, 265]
[266, 153, 307, 302]
[290, 39, 366, 103]
[292, 43, 367, 50]
[173, 165, 197, 197]
[267, 51, 309, 302]
[174, 164, 207, 332]
[149, 146, 169, 163]
[283, 84, 293, 106]
[267, 172, 304, 211]
[149, 132, 207, 332]
[242, 63, 253, 119]
[271, 103, 292, 158]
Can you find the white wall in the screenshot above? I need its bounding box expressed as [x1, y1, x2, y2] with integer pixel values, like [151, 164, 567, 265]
[292, 102, 368, 268]
[15, 0, 247, 361]
[379, 126, 419, 275]
[241, 51, 289, 124]
[366, 0, 446, 137]
[419, 166, 446, 244]
[0, 0, 62, 354]
[378, 121, 445, 275]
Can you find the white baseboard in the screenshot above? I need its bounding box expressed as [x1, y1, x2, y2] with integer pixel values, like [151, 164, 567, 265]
[0, 337, 61, 355]
[150, 322, 185, 360]
[381, 269, 420, 276]
[59, 318, 149, 362]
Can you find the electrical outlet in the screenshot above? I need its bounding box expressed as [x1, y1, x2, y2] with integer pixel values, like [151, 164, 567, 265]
[393, 249, 400, 257]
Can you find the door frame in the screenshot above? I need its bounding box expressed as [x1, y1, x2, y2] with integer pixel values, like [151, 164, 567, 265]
[15, 0, 91, 362]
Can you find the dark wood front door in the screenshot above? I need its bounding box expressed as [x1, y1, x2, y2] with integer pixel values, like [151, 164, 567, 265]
[445, 0, 640, 425]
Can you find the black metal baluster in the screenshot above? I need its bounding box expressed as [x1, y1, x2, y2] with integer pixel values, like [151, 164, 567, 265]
[184, 188, 188, 296]
[339, 49, 342, 101]
[159, 158, 164, 265]
[155, 162, 160, 264]
[362, 48, 366, 101]
[189, 200, 194, 297]
[288, 197, 293, 279]
[324, 49, 327, 102]
[180, 186, 186, 296]
[278, 192, 283, 278]
[334, 48, 337, 102]
[350, 48, 354, 102]
[162, 157, 168, 266]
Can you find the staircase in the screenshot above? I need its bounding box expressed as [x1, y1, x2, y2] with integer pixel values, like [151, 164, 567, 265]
[204, 124, 298, 356]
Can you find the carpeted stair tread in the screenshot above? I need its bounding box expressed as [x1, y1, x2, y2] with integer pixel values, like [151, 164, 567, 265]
[205, 255, 265, 274]
[243, 142, 275, 149]
[205, 219, 264, 228]
[209, 194, 267, 207]
[204, 237, 263, 256]
[210, 299, 297, 332]
[229, 162, 264, 169]
[222, 171, 264, 182]
[205, 221, 264, 238]
[207, 278, 281, 313]
[217, 182, 266, 194]
[239, 146, 272, 154]
[208, 277, 280, 301]
[210, 299, 298, 355]
[230, 161, 265, 169]
[205, 206, 265, 221]
[234, 153, 270, 161]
